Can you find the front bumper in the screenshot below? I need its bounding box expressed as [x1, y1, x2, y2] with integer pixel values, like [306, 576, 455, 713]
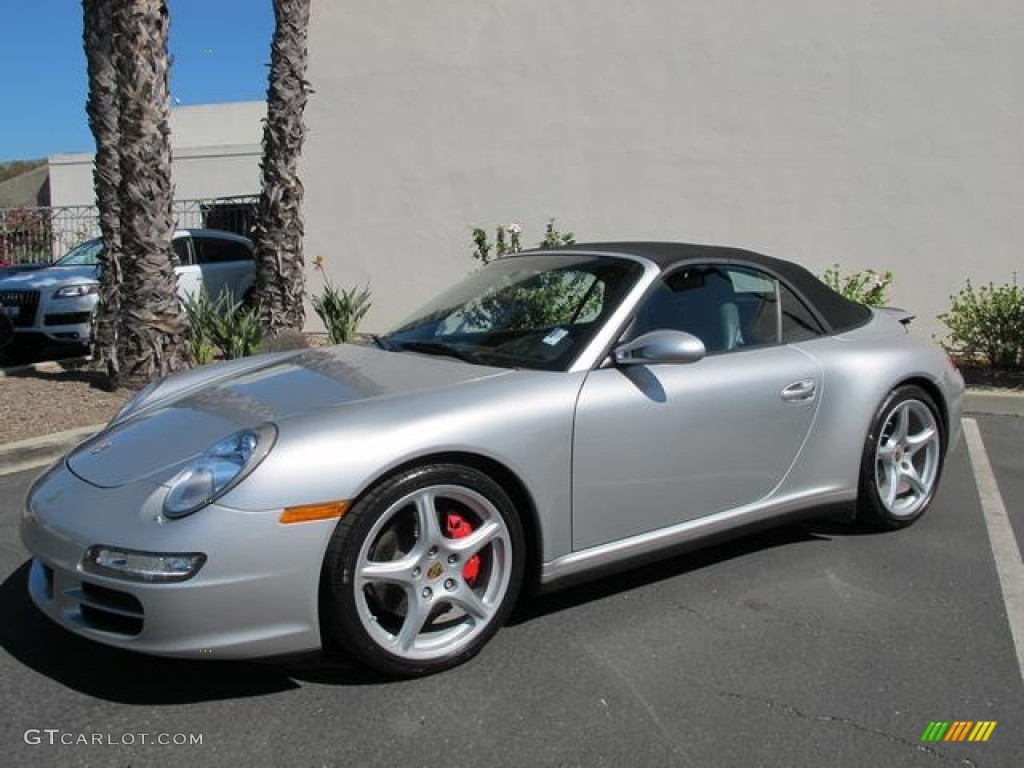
[5, 292, 95, 343]
[20, 462, 338, 659]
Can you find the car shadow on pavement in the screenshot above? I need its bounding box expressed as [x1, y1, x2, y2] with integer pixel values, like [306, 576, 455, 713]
[510, 516, 877, 625]
[0, 561, 381, 703]
[1, 516, 879, 699]
[0, 343, 88, 370]
[4, 363, 107, 388]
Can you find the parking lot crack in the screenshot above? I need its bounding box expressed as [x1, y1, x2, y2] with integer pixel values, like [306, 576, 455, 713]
[670, 601, 734, 632]
[715, 690, 977, 766]
[586, 644, 695, 767]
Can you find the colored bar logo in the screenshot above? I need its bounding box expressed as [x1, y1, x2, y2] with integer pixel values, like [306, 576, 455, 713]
[921, 721, 997, 742]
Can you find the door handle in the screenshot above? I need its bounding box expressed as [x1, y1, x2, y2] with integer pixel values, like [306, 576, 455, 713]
[781, 379, 817, 402]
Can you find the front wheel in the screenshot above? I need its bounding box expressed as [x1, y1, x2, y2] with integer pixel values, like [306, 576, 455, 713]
[320, 463, 524, 677]
[857, 385, 945, 529]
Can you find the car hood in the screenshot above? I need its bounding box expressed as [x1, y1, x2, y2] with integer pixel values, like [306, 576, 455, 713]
[0, 262, 47, 278]
[67, 345, 513, 488]
[0, 265, 98, 289]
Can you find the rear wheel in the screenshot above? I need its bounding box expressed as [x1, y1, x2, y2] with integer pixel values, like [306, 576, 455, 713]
[857, 385, 945, 529]
[321, 463, 524, 677]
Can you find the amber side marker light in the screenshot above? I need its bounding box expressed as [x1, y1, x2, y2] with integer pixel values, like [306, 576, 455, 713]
[280, 500, 350, 524]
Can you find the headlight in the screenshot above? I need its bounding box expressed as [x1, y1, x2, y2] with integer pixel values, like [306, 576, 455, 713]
[53, 283, 99, 298]
[163, 424, 276, 519]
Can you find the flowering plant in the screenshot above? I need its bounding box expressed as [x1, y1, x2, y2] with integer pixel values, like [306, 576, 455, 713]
[939, 277, 1024, 370]
[822, 264, 893, 307]
[311, 255, 371, 344]
[471, 218, 574, 264]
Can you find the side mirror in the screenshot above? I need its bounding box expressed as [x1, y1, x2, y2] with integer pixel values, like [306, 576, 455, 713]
[613, 330, 706, 366]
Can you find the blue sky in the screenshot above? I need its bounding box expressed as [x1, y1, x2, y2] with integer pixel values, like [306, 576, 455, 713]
[0, 1, 274, 162]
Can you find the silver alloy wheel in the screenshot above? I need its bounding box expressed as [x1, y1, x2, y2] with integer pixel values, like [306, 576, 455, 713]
[353, 484, 513, 661]
[873, 399, 941, 518]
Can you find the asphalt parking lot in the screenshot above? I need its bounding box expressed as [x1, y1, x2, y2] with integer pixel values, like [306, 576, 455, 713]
[0, 418, 1021, 767]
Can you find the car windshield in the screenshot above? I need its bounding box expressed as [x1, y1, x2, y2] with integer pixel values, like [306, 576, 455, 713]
[381, 253, 644, 371]
[56, 239, 103, 266]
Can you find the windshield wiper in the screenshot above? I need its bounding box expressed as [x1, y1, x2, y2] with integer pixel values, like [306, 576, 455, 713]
[395, 340, 481, 364]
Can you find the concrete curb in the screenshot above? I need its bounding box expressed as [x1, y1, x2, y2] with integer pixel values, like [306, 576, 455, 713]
[964, 390, 1024, 417]
[0, 389, 1020, 479]
[0, 425, 103, 478]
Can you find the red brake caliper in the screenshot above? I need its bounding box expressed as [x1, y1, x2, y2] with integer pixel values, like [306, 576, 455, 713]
[446, 513, 481, 585]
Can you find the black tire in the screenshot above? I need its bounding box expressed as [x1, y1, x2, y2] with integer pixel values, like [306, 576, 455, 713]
[856, 385, 945, 530]
[320, 463, 525, 677]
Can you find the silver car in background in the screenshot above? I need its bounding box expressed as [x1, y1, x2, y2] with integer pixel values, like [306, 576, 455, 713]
[21, 242, 964, 677]
[0, 229, 254, 348]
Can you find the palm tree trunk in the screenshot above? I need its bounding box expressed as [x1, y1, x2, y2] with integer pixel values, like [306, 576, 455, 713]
[82, 0, 123, 388]
[253, 0, 312, 334]
[112, 0, 187, 382]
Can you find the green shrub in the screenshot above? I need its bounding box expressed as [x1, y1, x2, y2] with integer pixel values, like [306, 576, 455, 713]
[210, 293, 265, 359]
[311, 255, 371, 344]
[472, 223, 521, 264]
[183, 287, 265, 362]
[822, 264, 893, 307]
[182, 290, 219, 365]
[471, 218, 574, 265]
[539, 218, 576, 250]
[939, 278, 1024, 371]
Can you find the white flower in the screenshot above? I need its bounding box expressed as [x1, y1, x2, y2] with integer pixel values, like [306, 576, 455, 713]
[507, 223, 522, 235]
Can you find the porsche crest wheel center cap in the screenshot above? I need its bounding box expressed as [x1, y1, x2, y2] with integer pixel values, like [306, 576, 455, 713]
[426, 561, 444, 581]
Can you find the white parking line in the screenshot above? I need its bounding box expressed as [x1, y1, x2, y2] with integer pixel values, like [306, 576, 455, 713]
[963, 418, 1024, 683]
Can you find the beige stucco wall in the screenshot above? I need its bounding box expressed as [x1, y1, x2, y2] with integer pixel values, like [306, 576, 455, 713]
[48, 101, 265, 208]
[302, 0, 1023, 340]
[47, 154, 96, 209]
[168, 101, 265, 148]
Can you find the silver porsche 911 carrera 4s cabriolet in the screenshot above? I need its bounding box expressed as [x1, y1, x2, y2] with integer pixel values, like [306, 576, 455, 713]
[21, 242, 964, 676]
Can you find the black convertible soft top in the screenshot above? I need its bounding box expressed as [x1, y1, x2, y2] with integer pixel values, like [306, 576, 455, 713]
[528, 241, 873, 333]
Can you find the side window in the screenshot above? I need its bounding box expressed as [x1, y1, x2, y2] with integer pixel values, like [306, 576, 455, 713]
[194, 237, 253, 264]
[780, 283, 825, 342]
[633, 265, 780, 354]
[171, 237, 191, 265]
[728, 269, 778, 347]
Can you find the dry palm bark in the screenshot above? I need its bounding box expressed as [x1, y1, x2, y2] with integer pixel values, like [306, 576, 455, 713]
[253, 0, 312, 334]
[82, 0, 123, 386]
[111, 0, 187, 383]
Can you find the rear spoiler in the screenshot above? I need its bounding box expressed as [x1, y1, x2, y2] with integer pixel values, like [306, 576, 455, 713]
[877, 306, 915, 328]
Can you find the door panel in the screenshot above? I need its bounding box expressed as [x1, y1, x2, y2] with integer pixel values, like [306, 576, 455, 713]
[572, 346, 821, 550]
[198, 262, 229, 301]
[193, 237, 254, 301]
[175, 264, 203, 301]
[172, 237, 202, 300]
